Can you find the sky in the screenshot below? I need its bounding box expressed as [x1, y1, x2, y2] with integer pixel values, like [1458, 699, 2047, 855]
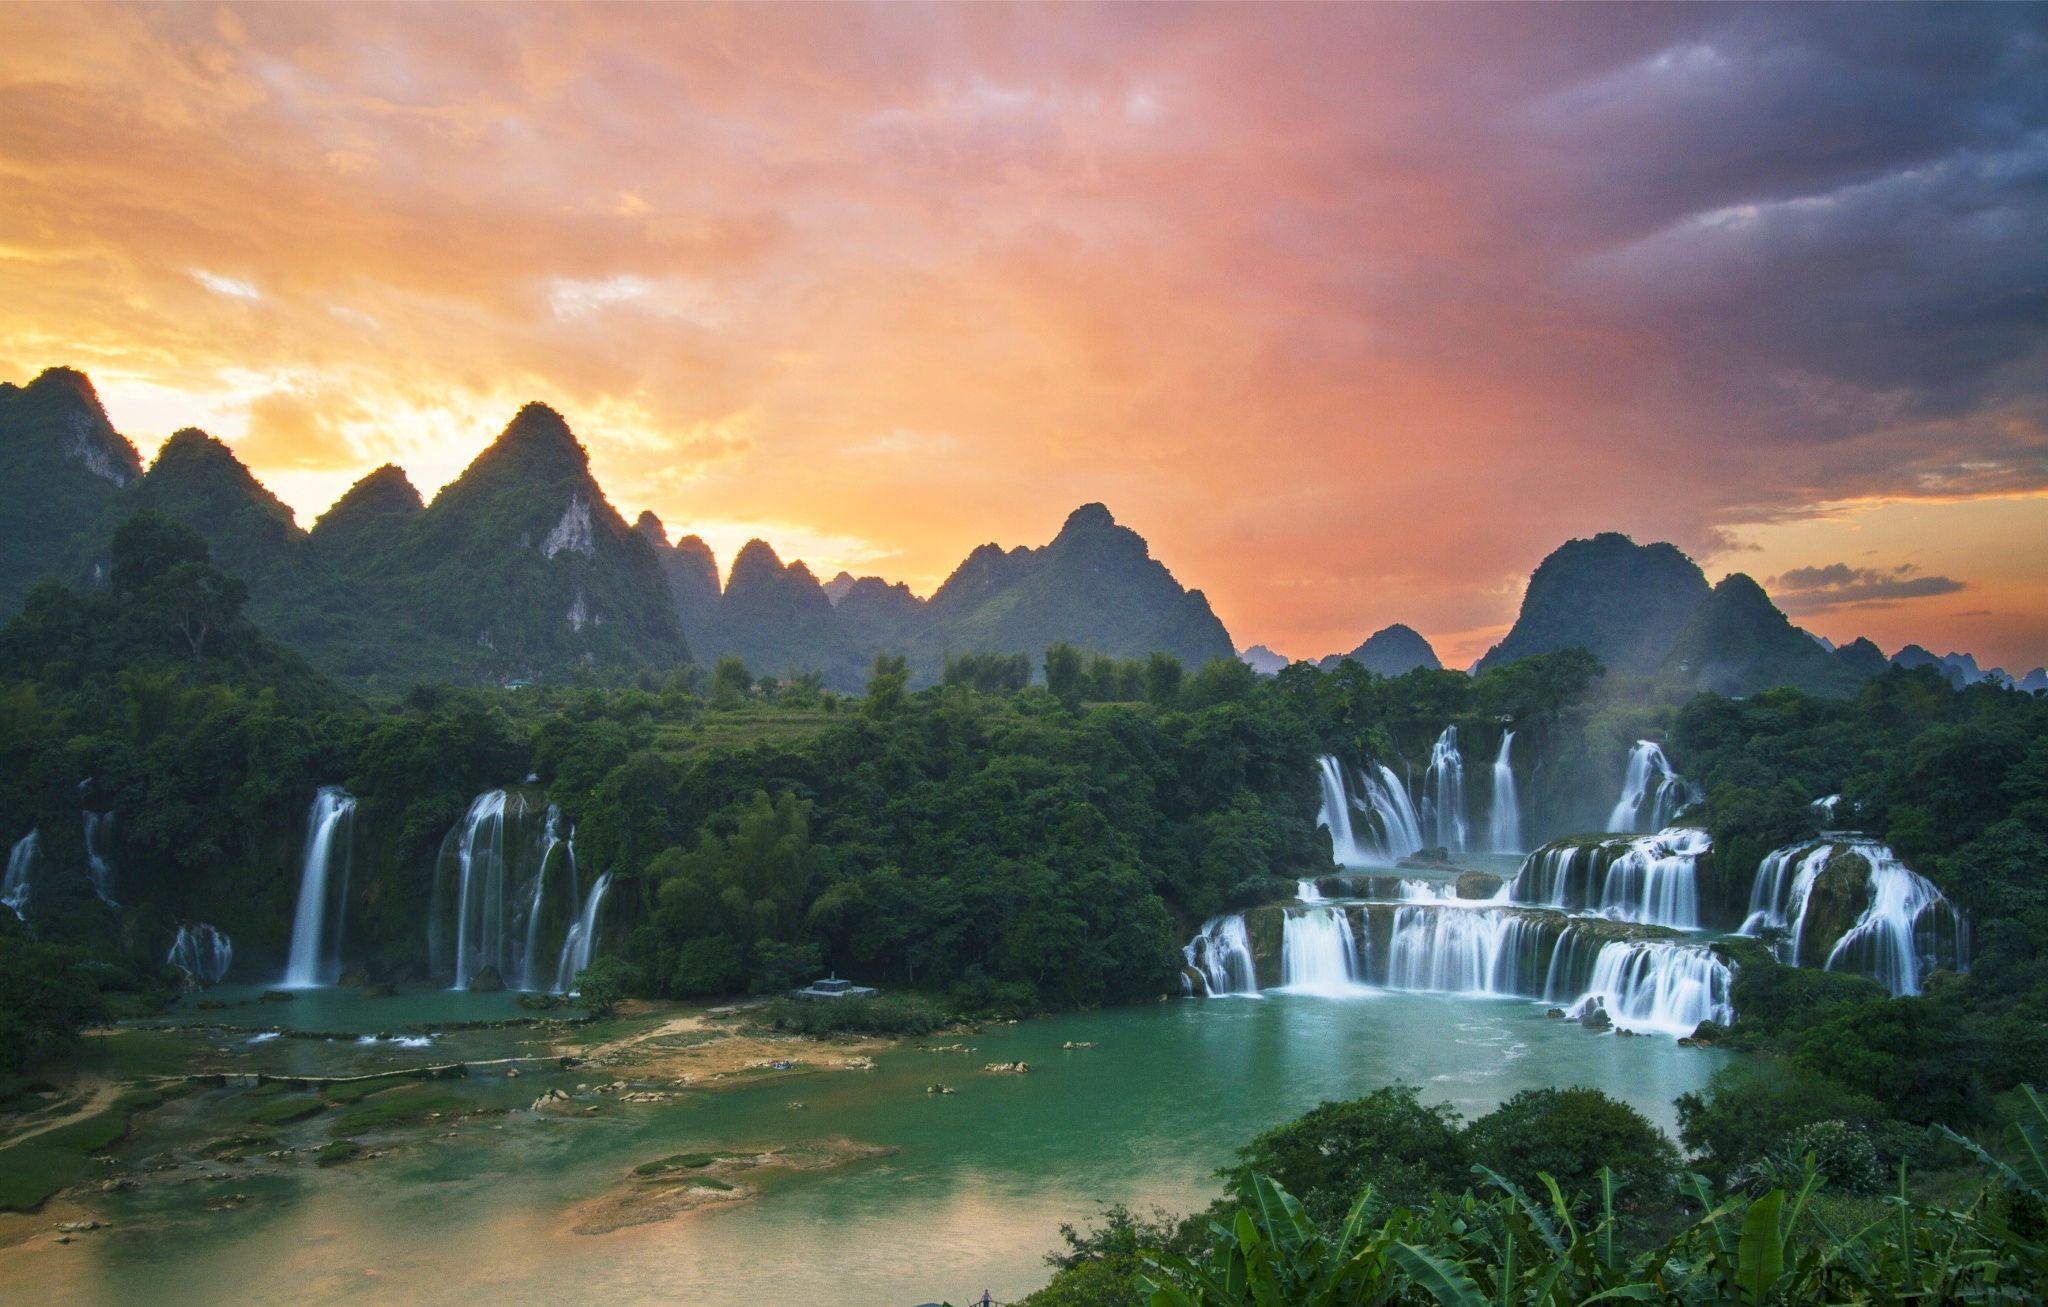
[2, 3, 2044, 671]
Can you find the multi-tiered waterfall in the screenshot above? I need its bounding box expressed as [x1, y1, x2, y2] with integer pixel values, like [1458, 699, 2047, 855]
[282, 788, 357, 988]
[1423, 727, 1467, 852]
[1316, 755, 1423, 865]
[1606, 741, 1696, 833]
[168, 924, 234, 985]
[3, 830, 38, 919]
[1488, 731, 1521, 854]
[1182, 895, 1734, 1036]
[1740, 838, 1967, 996]
[1499, 829, 1710, 929]
[431, 788, 607, 993]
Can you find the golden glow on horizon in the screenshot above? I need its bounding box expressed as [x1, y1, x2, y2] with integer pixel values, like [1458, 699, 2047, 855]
[2, 5, 2041, 670]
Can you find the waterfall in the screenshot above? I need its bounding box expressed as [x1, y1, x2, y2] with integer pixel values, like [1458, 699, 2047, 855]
[521, 810, 582, 992]
[3, 830, 39, 919]
[83, 811, 116, 904]
[1296, 879, 1324, 903]
[553, 870, 613, 993]
[1501, 829, 1709, 929]
[282, 787, 357, 988]
[1488, 731, 1521, 854]
[1381, 906, 1548, 996]
[433, 789, 596, 991]
[1315, 756, 1423, 865]
[1740, 838, 1967, 995]
[1567, 940, 1734, 1036]
[1178, 899, 1734, 1036]
[168, 924, 233, 985]
[1606, 741, 1695, 833]
[1738, 843, 1832, 946]
[1423, 727, 1466, 852]
[1184, 915, 1259, 996]
[1316, 756, 1366, 863]
[1824, 844, 1965, 996]
[1280, 907, 1367, 996]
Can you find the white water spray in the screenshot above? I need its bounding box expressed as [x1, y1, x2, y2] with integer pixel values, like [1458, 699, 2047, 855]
[553, 869, 613, 993]
[3, 830, 39, 919]
[168, 924, 233, 985]
[1488, 731, 1521, 854]
[1606, 741, 1695, 833]
[282, 788, 356, 988]
[1424, 727, 1467, 852]
[83, 811, 116, 904]
[1184, 915, 1259, 996]
[1280, 907, 1367, 996]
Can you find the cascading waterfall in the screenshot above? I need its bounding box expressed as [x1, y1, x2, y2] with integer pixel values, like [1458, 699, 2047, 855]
[1382, 905, 1548, 995]
[1297, 879, 1324, 903]
[83, 810, 116, 904]
[1568, 941, 1734, 1036]
[520, 809, 583, 992]
[282, 787, 357, 988]
[168, 924, 233, 985]
[1316, 756, 1423, 865]
[1180, 893, 1736, 1037]
[1739, 843, 1832, 946]
[1423, 727, 1466, 852]
[1488, 731, 1521, 854]
[1184, 915, 1258, 996]
[433, 788, 603, 992]
[4, 830, 39, 919]
[1742, 838, 1966, 995]
[1606, 741, 1695, 833]
[1500, 829, 1709, 929]
[1280, 907, 1367, 996]
[552, 870, 613, 993]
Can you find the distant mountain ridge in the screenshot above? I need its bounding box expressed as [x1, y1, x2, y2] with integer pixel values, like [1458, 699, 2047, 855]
[0, 368, 1240, 690]
[1319, 623, 1442, 677]
[1, 366, 2034, 697]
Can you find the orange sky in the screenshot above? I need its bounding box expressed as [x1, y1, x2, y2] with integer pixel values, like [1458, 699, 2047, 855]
[2, 4, 2043, 671]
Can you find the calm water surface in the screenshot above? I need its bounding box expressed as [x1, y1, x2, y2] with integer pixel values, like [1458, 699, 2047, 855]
[6, 991, 1729, 1306]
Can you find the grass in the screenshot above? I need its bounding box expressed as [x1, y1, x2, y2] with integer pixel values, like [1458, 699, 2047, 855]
[202, 1130, 280, 1159]
[328, 1086, 475, 1134]
[0, 1086, 167, 1211]
[756, 993, 948, 1038]
[243, 1093, 326, 1126]
[313, 1140, 362, 1168]
[321, 1075, 412, 1106]
[633, 1152, 724, 1176]
[649, 706, 838, 758]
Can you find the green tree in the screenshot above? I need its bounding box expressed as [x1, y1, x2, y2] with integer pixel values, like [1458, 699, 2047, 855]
[710, 655, 753, 709]
[1045, 642, 1085, 708]
[1465, 1086, 1681, 1220]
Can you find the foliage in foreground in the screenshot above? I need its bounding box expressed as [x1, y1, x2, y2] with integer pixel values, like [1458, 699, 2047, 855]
[1032, 1085, 2048, 1305]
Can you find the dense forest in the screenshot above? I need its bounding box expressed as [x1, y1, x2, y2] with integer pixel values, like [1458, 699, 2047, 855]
[3, 513, 2046, 1303]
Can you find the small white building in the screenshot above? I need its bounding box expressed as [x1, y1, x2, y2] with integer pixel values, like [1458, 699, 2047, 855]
[792, 972, 878, 1001]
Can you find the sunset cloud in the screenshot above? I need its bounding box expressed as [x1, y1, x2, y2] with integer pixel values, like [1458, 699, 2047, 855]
[1769, 563, 1968, 613]
[0, 3, 2041, 666]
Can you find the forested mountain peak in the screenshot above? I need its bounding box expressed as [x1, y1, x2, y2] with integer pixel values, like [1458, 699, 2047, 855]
[1661, 571, 1864, 697]
[483, 401, 590, 473]
[1323, 623, 1442, 676]
[10, 366, 143, 487]
[142, 428, 302, 537]
[1476, 532, 1711, 676]
[311, 464, 423, 542]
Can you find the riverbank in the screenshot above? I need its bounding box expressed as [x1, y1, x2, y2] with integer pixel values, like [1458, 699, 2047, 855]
[0, 987, 1732, 1304]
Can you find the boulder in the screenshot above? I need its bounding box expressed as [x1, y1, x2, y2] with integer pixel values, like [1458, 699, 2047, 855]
[468, 966, 506, 994]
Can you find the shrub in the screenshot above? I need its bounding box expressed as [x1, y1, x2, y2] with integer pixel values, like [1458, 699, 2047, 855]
[1466, 1087, 1681, 1219]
